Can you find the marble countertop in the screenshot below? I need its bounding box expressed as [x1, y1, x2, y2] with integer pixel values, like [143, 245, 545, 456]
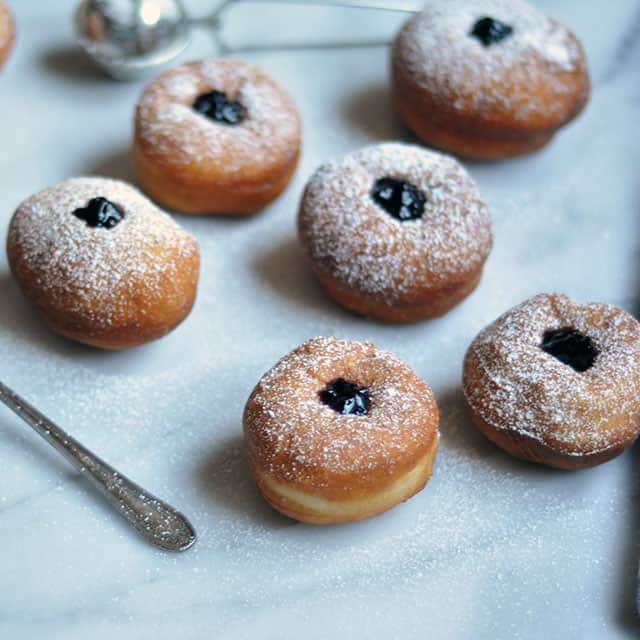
[1, 1, 640, 638]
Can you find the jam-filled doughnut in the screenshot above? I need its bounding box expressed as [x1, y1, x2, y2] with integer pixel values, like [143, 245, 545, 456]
[391, 0, 591, 159]
[244, 337, 439, 524]
[463, 294, 640, 470]
[0, 2, 15, 70]
[133, 58, 302, 215]
[7, 177, 200, 349]
[298, 143, 492, 323]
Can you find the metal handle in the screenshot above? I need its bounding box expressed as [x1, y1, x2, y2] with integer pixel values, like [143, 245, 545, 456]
[208, 0, 418, 17]
[0, 381, 196, 552]
[207, 0, 418, 52]
[247, 0, 418, 11]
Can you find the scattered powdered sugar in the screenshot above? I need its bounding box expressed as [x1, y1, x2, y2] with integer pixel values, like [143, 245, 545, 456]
[244, 337, 438, 485]
[135, 58, 301, 173]
[463, 293, 640, 455]
[7, 176, 199, 329]
[298, 143, 492, 304]
[392, 0, 586, 119]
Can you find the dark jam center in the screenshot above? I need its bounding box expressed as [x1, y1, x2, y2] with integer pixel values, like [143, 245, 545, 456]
[470, 17, 514, 47]
[72, 197, 124, 229]
[371, 177, 426, 222]
[541, 327, 598, 372]
[192, 90, 246, 125]
[320, 378, 370, 416]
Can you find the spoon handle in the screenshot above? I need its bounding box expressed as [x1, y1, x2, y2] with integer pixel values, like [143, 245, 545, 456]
[253, 0, 418, 11]
[0, 381, 196, 552]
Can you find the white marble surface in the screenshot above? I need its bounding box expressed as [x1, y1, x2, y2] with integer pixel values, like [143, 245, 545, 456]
[1, 1, 640, 638]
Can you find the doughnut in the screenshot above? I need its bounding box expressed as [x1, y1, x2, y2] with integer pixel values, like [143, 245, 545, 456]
[243, 337, 439, 524]
[391, 0, 591, 159]
[463, 294, 640, 470]
[298, 143, 492, 323]
[0, 2, 15, 71]
[7, 177, 200, 350]
[133, 58, 302, 215]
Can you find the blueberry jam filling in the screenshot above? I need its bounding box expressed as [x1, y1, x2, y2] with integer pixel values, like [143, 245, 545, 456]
[371, 177, 426, 222]
[541, 327, 598, 372]
[320, 378, 370, 416]
[470, 17, 514, 47]
[192, 90, 246, 125]
[72, 197, 124, 229]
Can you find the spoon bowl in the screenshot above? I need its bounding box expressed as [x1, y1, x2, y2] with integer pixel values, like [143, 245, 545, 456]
[75, 0, 191, 79]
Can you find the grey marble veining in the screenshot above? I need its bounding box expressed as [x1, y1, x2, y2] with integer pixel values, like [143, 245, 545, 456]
[1, 1, 640, 638]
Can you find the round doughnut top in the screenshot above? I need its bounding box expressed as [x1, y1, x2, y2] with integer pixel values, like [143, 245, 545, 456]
[392, 0, 586, 120]
[8, 177, 199, 329]
[463, 294, 640, 456]
[298, 143, 492, 303]
[244, 337, 438, 491]
[135, 58, 301, 173]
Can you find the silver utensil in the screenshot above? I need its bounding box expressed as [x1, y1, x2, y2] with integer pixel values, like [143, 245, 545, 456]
[0, 381, 196, 552]
[75, 0, 192, 79]
[75, 0, 419, 79]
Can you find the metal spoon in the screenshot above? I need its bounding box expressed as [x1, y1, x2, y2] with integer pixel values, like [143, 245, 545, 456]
[0, 381, 196, 552]
[74, 0, 419, 79]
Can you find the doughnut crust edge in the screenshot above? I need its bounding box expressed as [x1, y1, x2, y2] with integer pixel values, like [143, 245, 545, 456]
[391, 0, 591, 159]
[463, 293, 640, 469]
[134, 58, 302, 215]
[7, 177, 200, 349]
[243, 337, 440, 524]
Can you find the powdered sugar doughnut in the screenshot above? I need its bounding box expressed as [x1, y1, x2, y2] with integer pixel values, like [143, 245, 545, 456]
[391, 0, 590, 159]
[134, 58, 302, 215]
[243, 337, 439, 524]
[298, 143, 492, 323]
[463, 294, 640, 469]
[0, 2, 15, 70]
[7, 177, 200, 349]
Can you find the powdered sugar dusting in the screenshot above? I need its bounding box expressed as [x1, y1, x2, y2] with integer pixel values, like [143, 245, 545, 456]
[392, 0, 586, 119]
[135, 58, 301, 172]
[463, 294, 640, 455]
[8, 177, 199, 329]
[244, 337, 438, 486]
[298, 143, 492, 304]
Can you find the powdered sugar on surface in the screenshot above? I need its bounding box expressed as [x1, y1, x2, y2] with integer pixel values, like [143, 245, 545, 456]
[463, 293, 640, 454]
[299, 143, 492, 304]
[8, 176, 198, 328]
[1, 2, 639, 636]
[392, 0, 585, 118]
[244, 337, 438, 483]
[135, 58, 301, 172]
